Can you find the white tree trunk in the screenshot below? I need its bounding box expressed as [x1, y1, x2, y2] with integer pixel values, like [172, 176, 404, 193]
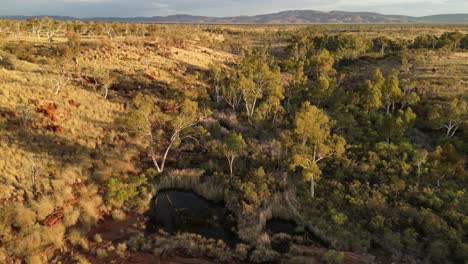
[228, 156, 235, 179]
[310, 178, 315, 198]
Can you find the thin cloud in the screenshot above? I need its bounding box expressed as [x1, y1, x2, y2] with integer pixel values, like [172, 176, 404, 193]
[0, 0, 467, 17]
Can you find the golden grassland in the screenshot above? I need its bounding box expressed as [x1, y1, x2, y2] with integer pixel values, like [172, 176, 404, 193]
[0, 33, 233, 262]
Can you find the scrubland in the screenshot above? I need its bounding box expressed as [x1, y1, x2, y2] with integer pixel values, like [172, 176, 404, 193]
[0, 20, 466, 263]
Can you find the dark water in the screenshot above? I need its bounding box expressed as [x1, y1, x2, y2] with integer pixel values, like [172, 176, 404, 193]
[265, 218, 298, 236]
[265, 218, 298, 253]
[145, 190, 240, 248]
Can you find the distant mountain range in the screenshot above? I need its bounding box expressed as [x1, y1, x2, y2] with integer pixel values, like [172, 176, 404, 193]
[1, 10, 468, 24]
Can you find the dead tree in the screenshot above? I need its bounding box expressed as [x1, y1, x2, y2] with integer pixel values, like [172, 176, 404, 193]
[55, 68, 69, 95]
[29, 156, 40, 194]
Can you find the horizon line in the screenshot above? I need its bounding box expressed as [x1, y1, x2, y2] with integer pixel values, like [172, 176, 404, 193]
[1, 9, 468, 20]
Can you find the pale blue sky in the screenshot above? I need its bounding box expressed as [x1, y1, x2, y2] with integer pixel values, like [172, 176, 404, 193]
[1, 0, 467, 17]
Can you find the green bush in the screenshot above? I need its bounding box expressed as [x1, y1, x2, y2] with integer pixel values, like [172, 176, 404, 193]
[127, 233, 145, 252]
[107, 171, 153, 208]
[322, 250, 345, 264]
[95, 248, 108, 258]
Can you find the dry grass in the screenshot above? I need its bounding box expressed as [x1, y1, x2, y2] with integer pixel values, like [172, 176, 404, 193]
[341, 50, 468, 102]
[411, 51, 468, 98]
[0, 41, 122, 262]
[157, 168, 224, 201]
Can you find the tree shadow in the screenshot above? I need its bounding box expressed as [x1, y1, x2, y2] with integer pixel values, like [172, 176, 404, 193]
[2, 124, 94, 166]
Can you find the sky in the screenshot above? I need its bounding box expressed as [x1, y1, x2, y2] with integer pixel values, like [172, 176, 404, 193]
[1, 0, 467, 18]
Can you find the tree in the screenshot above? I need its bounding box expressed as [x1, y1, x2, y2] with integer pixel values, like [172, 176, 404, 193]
[284, 59, 308, 112]
[413, 35, 438, 49]
[312, 75, 335, 107]
[371, 68, 385, 88]
[390, 176, 405, 201]
[221, 132, 246, 179]
[101, 23, 115, 40]
[41, 17, 62, 43]
[86, 65, 114, 99]
[413, 149, 428, 186]
[286, 102, 346, 198]
[399, 80, 420, 110]
[381, 71, 402, 114]
[29, 156, 40, 194]
[7, 21, 22, 39]
[118, 97, 202, 173]
[373, 36, 391, 54]
[285, 30, 314, 64]
[428, 144, 465, 188]
[461, 34, 468, 49]
[359, 69, 384, 112]
[438, 31, 464, 50]
[428, 99, 467, 137]
[26, 18, 43, 39]
[208, 62, 224, 103]
[359, 80, 382, 113]
[253, 65, 284, 123]
[236, 48, 283, 120]
[380, 107, 416, 143]
[220, 70, 243, 110]
[54, 67, 69, 95]
[307, 49, 336, 78]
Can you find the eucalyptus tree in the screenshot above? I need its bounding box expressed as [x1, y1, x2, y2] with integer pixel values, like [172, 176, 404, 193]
[26, 18, 43, 39]
[220, 70, 243, 110]
[208, 62, 224, 103]
[413, 149, 428, 186]
[381, 71, 402, 114]
[285, 102, 346, 198]
[118, 96, 203, 173]
[429, 99, 467, 137]
[399, 80, 420, 110]
[307, 49, 336, 78]
[236, 47, 284, 121]
[221, 132, 247, 179]
[41, 17, 62, 43]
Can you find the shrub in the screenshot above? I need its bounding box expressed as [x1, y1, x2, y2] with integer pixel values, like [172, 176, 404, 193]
[95, 248, 108, 258]
[111, 209, 125, 221]
[250, 248, 280, 263]
[127, 233, 145, 252]
[117, 243, 127, 252]
[286, 257, 315, 264]
[14, 229, 42, 257]
[322, 250, 345, 264]
[93, 233, 103, 243]
[14, 205, 37, 229]
[107, 173, 150, 208]
[2, 42, 36, 62]
[25, 254, 47, 264]
[78, 239, 90, 252]
[0, 54, 14, 70]
[72, 254, 91, 264]
[53, 186, 74, 205]
[63, 207, 80, 227]
[32, 197, 55, 220]
[77, 195, 102, 232]
[67, 228, 84, 246]
[42, 224, 65, 248]
[67, 229, 90, 252]
[234, 243, 249, 260]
